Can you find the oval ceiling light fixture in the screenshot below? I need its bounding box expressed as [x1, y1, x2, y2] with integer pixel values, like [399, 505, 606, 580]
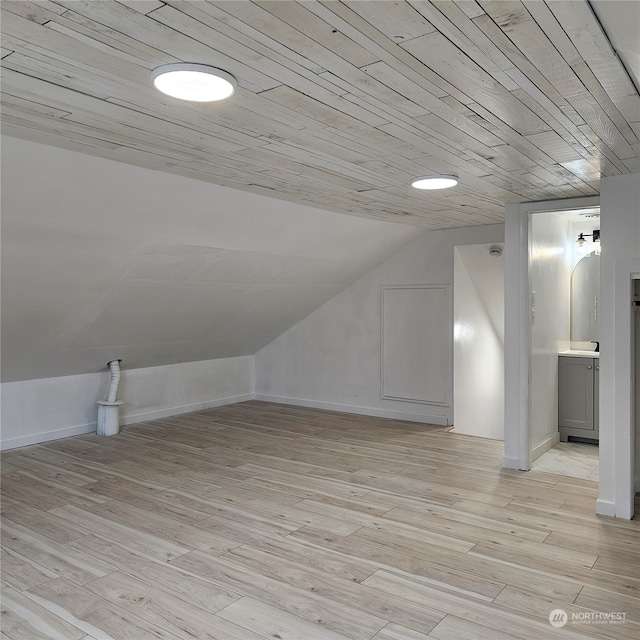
[151, 63, 237, 102]
[411, 174, 458, 190]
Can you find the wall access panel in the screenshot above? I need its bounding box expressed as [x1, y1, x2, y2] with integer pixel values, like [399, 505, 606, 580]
[381, 285, 450, 406]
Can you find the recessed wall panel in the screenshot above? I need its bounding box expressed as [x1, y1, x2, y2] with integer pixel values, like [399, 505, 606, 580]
[382, 286, 449, 405]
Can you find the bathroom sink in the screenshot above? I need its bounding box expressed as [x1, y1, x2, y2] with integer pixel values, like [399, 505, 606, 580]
[559, 350, 599, 358]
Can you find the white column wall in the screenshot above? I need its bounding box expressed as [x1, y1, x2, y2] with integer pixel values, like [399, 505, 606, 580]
[529, 213, 571, 457]
[453, 245, 504, 440]
[598, 173, 640, 518]
[255, 224, 504, 425]
[635, 280, 640, 493]
[0, 356, 254, 450]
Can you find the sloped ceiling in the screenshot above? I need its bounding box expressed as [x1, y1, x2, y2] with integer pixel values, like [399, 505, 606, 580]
[1, 0, 639, 382]
[1, 137, 420, 381]
[2, 0, 639, 228]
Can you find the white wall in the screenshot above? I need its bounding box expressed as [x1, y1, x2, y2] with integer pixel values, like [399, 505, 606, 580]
[569, 220, 601, 350]
[635, 280, 640, 493]
[598, 172, 640, 518]
[453, 244, 504, 440]
[529, 213, 572, 456]
[1, 136, 420, 383]
[255, 224, 504, 424]
[0, 356, 253, 450]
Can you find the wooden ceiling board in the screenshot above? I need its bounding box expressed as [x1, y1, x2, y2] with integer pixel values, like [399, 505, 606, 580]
[2, 0, 638, 229]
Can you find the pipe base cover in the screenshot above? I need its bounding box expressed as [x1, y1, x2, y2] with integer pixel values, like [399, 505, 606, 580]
[97, 400, 124, 436]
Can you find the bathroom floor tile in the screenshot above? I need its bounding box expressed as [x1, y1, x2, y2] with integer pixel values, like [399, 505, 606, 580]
[531, 442, 599, 481]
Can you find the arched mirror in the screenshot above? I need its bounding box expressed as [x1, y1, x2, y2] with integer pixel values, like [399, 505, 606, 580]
[571, 253, 600, 341]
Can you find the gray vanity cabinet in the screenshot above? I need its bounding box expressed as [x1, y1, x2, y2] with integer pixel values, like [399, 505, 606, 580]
[558, 355, 599, 442]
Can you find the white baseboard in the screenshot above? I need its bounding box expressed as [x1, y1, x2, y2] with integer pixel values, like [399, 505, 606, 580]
[531, 433, 560, 462]
[501, 455, 522, 470]
[0, 423, 96, 451]
[253, 394, 449, 425]
[502, 433, 560, 471]
[595, 498, 616, 517]
[120, 393, 254, 426]
[2, 393, 450, 451]
[0, 393, 254, 450]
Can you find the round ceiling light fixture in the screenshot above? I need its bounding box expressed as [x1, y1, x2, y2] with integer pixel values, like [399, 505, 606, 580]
[411, 174, 458, 190]
[151, 63, 237, 102]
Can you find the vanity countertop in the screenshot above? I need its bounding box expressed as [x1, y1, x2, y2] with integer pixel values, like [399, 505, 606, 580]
[559, 350, 600, 358]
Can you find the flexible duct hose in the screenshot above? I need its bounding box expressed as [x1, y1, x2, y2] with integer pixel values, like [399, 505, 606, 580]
[106, 359, 121, 402]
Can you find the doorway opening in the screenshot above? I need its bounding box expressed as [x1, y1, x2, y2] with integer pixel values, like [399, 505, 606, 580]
[527, 206, 601, 483]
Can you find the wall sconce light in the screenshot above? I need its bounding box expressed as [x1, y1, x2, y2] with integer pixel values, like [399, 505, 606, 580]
[577, 229, 600, 246]
[577, 229, 601, 255]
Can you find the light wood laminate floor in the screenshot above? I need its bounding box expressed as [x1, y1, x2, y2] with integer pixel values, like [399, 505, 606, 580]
[1, 401, 639, 640]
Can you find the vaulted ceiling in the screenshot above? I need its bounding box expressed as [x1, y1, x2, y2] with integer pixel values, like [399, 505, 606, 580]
[2, 0, 639, 230]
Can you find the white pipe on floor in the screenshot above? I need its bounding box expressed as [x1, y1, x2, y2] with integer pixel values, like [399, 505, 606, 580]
[97, 359, 123, 437]
[105, 359, 121, 402]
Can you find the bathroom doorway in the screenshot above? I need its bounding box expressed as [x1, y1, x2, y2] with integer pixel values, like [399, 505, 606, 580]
[527, 206, 601, 482]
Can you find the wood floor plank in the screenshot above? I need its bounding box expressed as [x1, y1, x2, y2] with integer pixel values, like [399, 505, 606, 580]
[206, 481, 310, 505]
[1, 494, 93, 544]
[0, 585, 86, 640]
[592, 554, 640, 580]
[67, 534, 242, 612]
[543, 529, 640, 565]
[1, 520, 113, 586]
[48, 503, 193, 562]
[0, 547, 57, 591]
[493, 584, 640, 640]
[350, 468, 513, 507]
[1, 475, 71, 511]
[170, 550, 391, 640]
[348, 518, 476, 554]
[25, 578, 183, 640]
[2, 453, 98, 487]
[155, 488, 300, 534]
[362, 570, 588, 640]
[203, 489, 363, 535]
[85, 479, 214, 524]
[469, 534, 599, 570]
[216, 596, 361, 640]
[1, 401, 638, 640]
[574, 585, 640, 623]
[182, 544, 447, 634]
[291, 525, 505, 600]
[237, 535, 377, 584]
[427, 614, 525, 640]
[506, 498, 640, 536]
[239, 463, 373, 499]
[79, 499, 243, 555]
[83, 571, 245, 640]
[371, 623, 433, 640]
[2, 470, 110, 507]
[383, 504, 550, 543]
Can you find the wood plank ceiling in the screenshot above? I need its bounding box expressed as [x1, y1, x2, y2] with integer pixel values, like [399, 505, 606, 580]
[2, 0, 639, 229]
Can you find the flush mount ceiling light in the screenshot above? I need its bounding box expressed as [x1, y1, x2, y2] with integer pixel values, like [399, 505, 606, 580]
[411, 174, 458, 190]
[151, 63, 237, 102]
